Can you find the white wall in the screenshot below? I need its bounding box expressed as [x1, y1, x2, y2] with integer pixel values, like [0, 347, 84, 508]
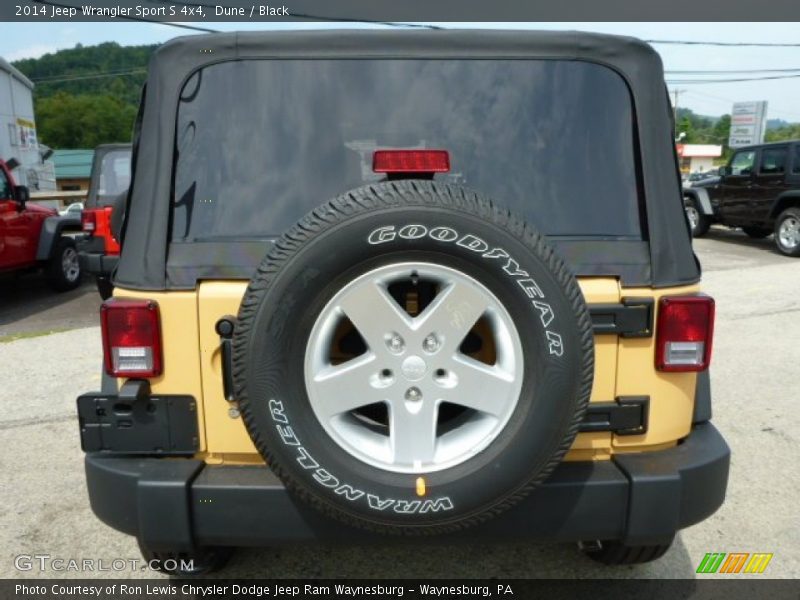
[690, 157, 716, 173]
[0, 62, 54, 190]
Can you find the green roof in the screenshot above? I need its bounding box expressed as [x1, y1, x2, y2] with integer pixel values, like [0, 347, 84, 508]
[52, 149, 94, 180]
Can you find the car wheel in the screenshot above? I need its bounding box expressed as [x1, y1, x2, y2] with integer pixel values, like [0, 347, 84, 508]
[580, 536, 674, 565]
[232, 180, 595, 534]
[742, 226, 771, 239]
[137, 540, 234, 576]
[684, 197, 710, 237]
[774, 208, 800, 257]
[46, 237, 82, 292]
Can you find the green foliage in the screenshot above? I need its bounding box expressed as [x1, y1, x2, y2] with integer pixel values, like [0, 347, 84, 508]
[675, 108, 729, 146]
[765, 124, 800, 142]
[35, 92, 138, 148]
[12, 42, 156, 148]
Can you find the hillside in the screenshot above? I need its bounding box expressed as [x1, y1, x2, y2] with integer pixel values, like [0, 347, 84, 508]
[10, 42, 800, 150]
[12, 42, 156, 148]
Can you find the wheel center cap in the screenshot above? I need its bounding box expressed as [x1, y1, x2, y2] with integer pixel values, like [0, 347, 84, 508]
[401, 355, 427, 381]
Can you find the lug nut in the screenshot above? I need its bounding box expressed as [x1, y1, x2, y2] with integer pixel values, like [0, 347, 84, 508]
[423, 334, 440, 353]
[405, 387, 422, 401]
[387, 334, 405, 354]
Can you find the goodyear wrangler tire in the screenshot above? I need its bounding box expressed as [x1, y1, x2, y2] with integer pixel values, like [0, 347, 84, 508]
[232, 181, 594, 534]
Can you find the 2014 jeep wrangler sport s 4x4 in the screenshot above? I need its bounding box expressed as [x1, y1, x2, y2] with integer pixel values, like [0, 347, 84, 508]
[77, 30, 730, 575]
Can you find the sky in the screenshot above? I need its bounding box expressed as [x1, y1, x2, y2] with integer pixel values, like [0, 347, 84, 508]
[1, 21, 799, 122]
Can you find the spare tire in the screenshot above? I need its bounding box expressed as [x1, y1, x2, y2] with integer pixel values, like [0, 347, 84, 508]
[232, 181, 594, 534]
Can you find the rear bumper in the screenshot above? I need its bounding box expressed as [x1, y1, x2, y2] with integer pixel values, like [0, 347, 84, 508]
[78, 251, 118, 278]
[85, 422, 729, 550]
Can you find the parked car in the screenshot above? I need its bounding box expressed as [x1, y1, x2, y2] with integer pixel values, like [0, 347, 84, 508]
[59, 201, 84, 217]
[683, 140, 800, 255]
[76, 30, 728, 575]
[0, 158, 83, 290]
[77, 143, 131, 298]
[684, 170, 720, 187]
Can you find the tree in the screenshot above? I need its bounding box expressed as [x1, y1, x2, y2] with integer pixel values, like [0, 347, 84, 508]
[765, 124, 800, 142]
[12, 42, 154, 148]
[677, 115, 695, 143]
[34, 92, 137, 148]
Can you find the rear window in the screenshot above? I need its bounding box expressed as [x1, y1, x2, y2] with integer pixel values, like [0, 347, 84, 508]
[172, 59, 642, 242]
[96, 150, 131, 204]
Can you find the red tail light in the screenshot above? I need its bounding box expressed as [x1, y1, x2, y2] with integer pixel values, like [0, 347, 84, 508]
[101, 299, 162, 377]
[81, 209, 97, 233]
[373, 149, 450, 174]
[655, 295, 715, 372]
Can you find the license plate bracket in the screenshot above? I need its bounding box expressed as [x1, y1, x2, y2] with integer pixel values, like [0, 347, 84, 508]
[77, 393, 199, 454]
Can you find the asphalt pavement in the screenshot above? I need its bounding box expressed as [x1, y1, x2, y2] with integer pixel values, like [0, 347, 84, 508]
[1, 227, 798, 579]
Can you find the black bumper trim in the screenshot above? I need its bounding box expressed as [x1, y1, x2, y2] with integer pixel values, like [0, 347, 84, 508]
[84, 423, 729, 548]
[78, 250, 118, 278]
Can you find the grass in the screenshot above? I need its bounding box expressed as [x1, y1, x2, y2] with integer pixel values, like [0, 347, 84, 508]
[0, 328, 71, 343]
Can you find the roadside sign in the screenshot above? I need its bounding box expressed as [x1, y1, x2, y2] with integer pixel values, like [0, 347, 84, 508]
[729, 101, 768, 148]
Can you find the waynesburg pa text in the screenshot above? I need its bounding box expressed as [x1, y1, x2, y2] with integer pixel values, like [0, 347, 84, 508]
[16, 583, 513, 597]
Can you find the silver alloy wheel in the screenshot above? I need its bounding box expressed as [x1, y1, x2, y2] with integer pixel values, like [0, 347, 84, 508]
[304, 262, 524, 474]
[62, 246, 80, 282]
[685, 204, 699, 231]
[778, 216, 800, 249]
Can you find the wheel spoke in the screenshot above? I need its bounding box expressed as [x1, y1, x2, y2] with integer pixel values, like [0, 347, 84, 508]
[309, 354, 385, 419]
[305, 262, 524, 474]
[414, 280, 490, 356]
[443, 355, 516, 418]
[338, 280, 411, 353]
[390, 398, 438, 465]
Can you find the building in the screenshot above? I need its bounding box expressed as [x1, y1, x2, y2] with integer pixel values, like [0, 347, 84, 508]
[676, 144, 723, 174]
[0, 56, 55, 191]
[53, 149, 94, 191]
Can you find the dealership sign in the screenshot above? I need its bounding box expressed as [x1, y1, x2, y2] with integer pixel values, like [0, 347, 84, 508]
[728, 101, 768, 148]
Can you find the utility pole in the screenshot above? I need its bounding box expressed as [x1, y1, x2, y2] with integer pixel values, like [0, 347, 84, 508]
[672, 88, 685, 140]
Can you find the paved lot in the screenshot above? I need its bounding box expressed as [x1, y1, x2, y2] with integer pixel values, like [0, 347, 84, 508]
[1, 228, 798, 579]
[0, 273, 100, 339]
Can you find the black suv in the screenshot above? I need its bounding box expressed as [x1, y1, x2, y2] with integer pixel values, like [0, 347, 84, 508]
[683, 140, 800, 256]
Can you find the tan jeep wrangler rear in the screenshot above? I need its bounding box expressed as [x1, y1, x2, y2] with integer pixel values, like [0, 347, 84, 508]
[77, 30, 729, 575]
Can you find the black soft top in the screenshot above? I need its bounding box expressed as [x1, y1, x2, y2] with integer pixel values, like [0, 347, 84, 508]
[116, 29, 699, 290]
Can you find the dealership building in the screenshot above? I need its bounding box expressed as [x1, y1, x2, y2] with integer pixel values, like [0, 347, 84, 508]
[676, 144, 723, 174]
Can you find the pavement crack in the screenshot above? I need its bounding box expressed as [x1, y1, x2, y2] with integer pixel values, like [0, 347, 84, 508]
[0, 414, 75, 431]
[728, 306, 800, 321]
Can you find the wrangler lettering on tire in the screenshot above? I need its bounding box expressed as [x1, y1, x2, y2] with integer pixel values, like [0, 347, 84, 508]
[232, 181, 594, 534]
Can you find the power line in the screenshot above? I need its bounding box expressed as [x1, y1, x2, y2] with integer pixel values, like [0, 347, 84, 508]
[648, 39, 800, 47]
[666, 73, 800, 84]
[681, 89, 800, 121]
[666, 67, 800, 74]
[31, 69, 147, 84]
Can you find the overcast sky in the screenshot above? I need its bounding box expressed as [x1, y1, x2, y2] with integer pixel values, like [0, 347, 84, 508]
[1, 21, 799, 122]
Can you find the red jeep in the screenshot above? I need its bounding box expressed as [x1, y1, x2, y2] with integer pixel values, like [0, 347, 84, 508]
[0, 159, 83, 291]
[78, 144, 131, 299]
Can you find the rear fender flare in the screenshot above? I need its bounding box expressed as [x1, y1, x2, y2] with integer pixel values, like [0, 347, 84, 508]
[768, 191, 800, 220]
[36, 215, 81, 260]
[683, 188, 713, 216]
